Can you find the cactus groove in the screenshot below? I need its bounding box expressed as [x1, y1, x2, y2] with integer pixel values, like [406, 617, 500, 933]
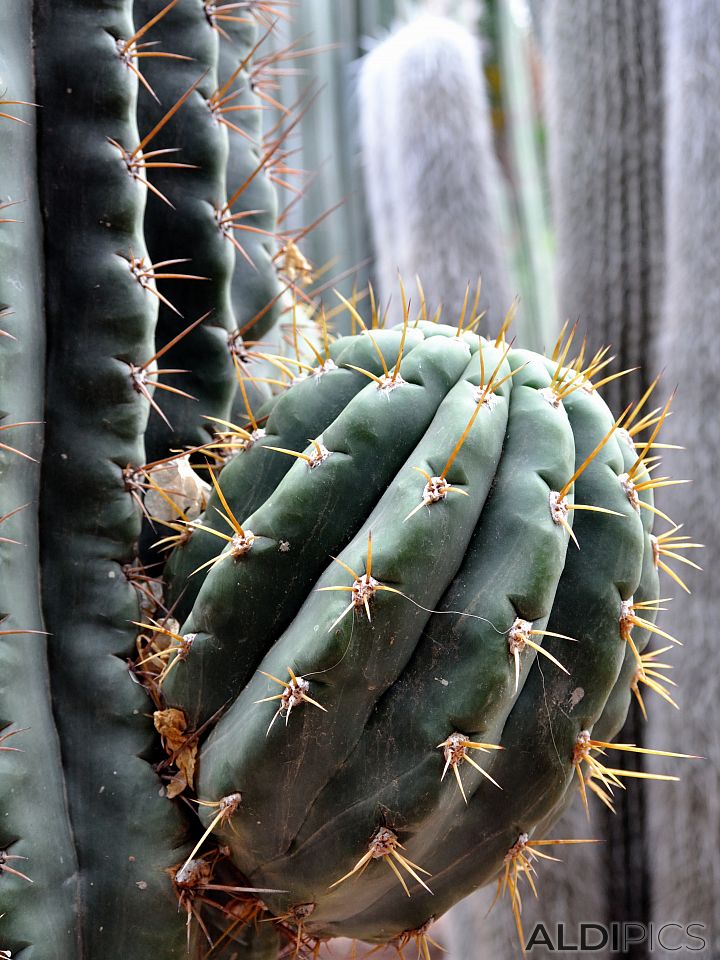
[0, 2, 698, 957]
[161, 318, 693, 950]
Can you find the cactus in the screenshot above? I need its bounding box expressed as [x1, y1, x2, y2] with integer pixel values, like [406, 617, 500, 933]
[358, 15, 515, 328]
[545, 0, 665, 415]
[648, 0, 720, 946]
[150, 303, 695, 955]
[0, 1, 699, 958]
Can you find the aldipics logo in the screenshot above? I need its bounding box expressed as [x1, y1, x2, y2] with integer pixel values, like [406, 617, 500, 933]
[525, 922, 708, 953]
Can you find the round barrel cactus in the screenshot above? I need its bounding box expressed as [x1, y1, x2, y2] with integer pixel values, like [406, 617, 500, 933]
[154, 313, 692, 954]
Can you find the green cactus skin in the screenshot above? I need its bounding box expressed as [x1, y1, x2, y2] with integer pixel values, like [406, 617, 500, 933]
[216, 15, 283, 346]
[164, 326, 424, 622]
[529, 441, 659, 846]
[33, 1, 187, 955]
[592, 436, 659, 743]
[164, 327, 487, 728]
[153, 324, 672, 946]
[136, 0, 237, 461]
[299, 357, 647, 942]
[0, 3, 78, 954]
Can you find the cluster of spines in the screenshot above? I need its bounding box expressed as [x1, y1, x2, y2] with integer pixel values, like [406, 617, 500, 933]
[0, 4, 82, 952]
[3, 0, 343, 956]
[4, 5, 693, 951]
[129, 295, 700, 954]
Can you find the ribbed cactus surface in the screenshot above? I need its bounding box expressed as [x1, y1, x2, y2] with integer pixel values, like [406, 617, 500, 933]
[158, 317, 686, 949]
[0, 1, 697, 957]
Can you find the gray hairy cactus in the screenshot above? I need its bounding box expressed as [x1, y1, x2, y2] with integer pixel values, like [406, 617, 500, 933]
[358, 14, 514, 328]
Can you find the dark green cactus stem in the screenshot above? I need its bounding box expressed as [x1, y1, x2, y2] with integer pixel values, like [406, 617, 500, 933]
[164, 326, 483, 728]
[152, 321, 681, 947]
[164, 326, 424, 621]
[313, 356, 647, 941]
[34, 1, 187, 954]
[136, 0, 237, 460]
[211, 6, 291, 423]
[216, 13, 284, 344]
[0, 4, 78, 954]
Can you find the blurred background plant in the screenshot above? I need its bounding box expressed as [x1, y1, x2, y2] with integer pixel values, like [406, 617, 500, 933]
[258, 0, 717, 957]
[1, 0, 714, 955]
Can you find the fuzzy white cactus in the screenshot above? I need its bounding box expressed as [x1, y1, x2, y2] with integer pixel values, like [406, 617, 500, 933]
[358, 14, 514, 327]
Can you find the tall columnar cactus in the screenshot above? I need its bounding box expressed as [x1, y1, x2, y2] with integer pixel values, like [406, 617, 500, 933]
[545, 0, 665, 416]
[0, 0, 312, 956]
[0, 3, 700, 959]
[33, 1, 189, 954]
[0, 5, 79, 954]
[648, 0, 720, 950]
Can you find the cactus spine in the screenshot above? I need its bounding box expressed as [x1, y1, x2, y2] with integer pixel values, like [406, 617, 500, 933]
[0, 2, 699, 957]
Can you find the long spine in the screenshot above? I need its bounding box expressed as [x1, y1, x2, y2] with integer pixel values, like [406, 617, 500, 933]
[136, 0, 237, 460]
